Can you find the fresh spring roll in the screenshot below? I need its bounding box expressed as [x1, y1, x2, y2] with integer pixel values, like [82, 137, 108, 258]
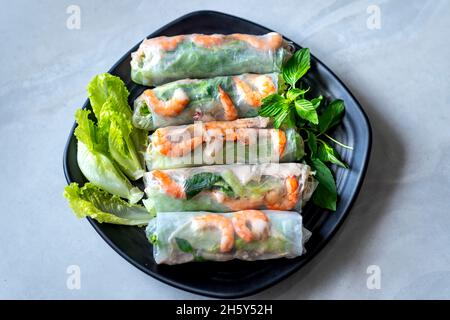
[132, 73, 280, 131]
[145, 117, 305, 170]
[143, 163, 317, 214]
[146, 210, 311, 265]
[131, 32, 292, 86]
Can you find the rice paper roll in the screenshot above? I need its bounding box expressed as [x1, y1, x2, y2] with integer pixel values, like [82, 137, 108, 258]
[145, 117, 304, 170]
[132, 73, 280, 131]
[143, 163, 317, 214]
[131, 33, 292, 86]
[146, 210, 311, 265]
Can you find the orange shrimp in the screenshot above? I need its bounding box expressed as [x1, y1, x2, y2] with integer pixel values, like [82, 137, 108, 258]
[191, 34, 224, 48]
[271, 129, 286, 157]
[152, 117, 280, 158]
[204, 127, 238, 142]
[233, 75, 276, 107]
[264, 176, 300, 210]
[152, 127, 202, 157]
[204, 117, 270, 130]
[143, 88, 190, 117]
[142, 35, 185, 51]
[191, 214, 235, 253]
[150, 170, 186, 199]
[251, 74, 277, 97]
[210, 191, 265, 211]
[232, 210, 269, 243]
[203, 127, 258, 146]
[233, 128, 258, 145]
[231, 32, 283, 50]
[233, 77, 259, 107]
[217, 85, 238, 121]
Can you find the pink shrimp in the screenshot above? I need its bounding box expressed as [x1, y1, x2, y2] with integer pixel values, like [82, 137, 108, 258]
[203, 117, 270, 130]
[210, 191, 265, 211]
[232, 210, 269, 243]
[191, 34, 224, 48]
[143, 88, 190, 117]
[231, 32, 283, 50]
[191, 214, 235, 253]
[152, 127, 203, 157]
[264, 176, 300, 210]
[233, 75, 277, 107]
[142, 35, 185, 51]
[217, 85, 238, 121]
[271, 129, 287, 157]
[150, 170, 186, 199]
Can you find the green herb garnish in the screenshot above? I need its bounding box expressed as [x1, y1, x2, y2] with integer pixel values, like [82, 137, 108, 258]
[184, 172, 222, 198]
[259, 48, 353, 211]
[175, 237, 194, 253]
[184, 172, 235, 199]
[175, 237, 206, 262]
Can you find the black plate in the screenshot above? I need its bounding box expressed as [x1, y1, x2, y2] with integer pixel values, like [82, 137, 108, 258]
[63, 10, 372, 298]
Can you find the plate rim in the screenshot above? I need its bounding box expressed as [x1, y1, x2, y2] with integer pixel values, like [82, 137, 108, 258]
[63, 10, 372, 299]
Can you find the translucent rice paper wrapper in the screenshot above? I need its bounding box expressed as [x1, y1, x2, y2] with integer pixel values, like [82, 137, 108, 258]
[145, 117, 305, 170]
[132, 73, 280, 131]
[130, 33, 292, 86]
[143, 163, 317, 214]
[146, 210, 311, 265]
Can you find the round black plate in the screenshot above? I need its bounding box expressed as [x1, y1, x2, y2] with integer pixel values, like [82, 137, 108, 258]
[63, 10, 372, 298]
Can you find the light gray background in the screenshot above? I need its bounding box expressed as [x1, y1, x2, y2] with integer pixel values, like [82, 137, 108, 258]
[1, 0, 449, 299]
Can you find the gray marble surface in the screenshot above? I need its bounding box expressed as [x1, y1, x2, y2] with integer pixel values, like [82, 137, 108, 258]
[1, 0, 449, 299]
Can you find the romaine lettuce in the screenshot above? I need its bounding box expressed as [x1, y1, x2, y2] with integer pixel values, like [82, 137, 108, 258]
[64, 183, 152, 226]
[100, 99, 144, 180]
[87, 73, 147, 179]
[75, 109, 143, 203]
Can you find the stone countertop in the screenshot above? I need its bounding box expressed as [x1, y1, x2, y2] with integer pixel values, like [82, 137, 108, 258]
[1, 0, 449, 299]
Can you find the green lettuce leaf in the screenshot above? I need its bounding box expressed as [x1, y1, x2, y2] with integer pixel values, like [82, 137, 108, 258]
[87, 73, 131, 119]
[100, 99, 144, 180]
[77, 141, 143, 204]
[74, 109, 143, 203]
[132, 99, 154, 131]
[74, 109, 105, 153]
[220, 170, 245, 196]
[64, 183, 152, 226]
[87, 73, 147, 175]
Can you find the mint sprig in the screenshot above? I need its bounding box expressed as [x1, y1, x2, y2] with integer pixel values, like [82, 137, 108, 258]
[258, 48, 353, 211]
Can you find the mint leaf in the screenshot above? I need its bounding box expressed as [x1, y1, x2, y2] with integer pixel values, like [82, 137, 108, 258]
[311, 95, 323, 109]
[282, 48, 310, 88]
[273, 106, 290, 128]
[175, 237, 194, 253]
[311, 158, 337, 211]
[295, 99, 318, 124]
[259, 94, 289, 118]
[259, 93, 292, 129]
[286, 88, 309, 101]
[284, 111, 297, 128]
[184, 172, 222, 198]
[260, 93, 285, 107]
[319, 99, 345, 133]
[317, 140, 348, 168]
[307, 130, 318, 158]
